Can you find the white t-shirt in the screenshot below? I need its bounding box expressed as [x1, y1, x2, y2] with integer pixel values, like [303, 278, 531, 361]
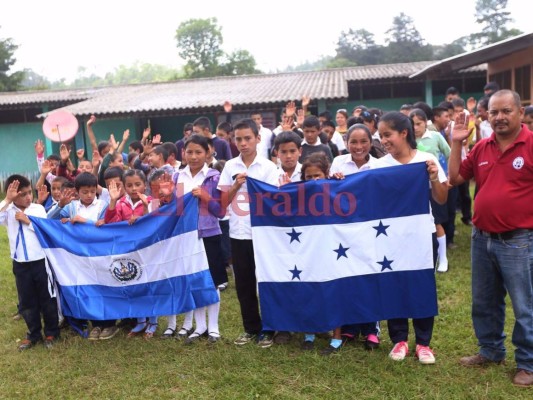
[217, 153, 279, 240]
[330, 154, 378, 176]
[480, 120, 492, 140]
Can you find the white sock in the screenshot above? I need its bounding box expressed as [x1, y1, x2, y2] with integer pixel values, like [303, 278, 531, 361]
[182, 310, 194, 330]
[166, 315, 176, 331]
[437, 235, 448, 266]
[193, 307, 207, 334]
[207, 290, 221, 335]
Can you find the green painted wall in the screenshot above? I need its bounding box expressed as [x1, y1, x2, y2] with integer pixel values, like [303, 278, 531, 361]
[0, 122, 45, 174]
[0, 114, 215, 177]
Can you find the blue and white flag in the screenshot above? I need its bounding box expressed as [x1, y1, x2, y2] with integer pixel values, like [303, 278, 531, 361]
[247, 162, 438, 333]
[30, 194, 219, 320]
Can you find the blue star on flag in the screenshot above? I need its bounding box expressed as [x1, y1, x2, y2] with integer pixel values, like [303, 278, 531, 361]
[334, 243, 350, 260]
[377, 256, 394, 272]
[286, 228, 302, 243]
[289, 265, 302, 280]
[373, 220, 390, 237]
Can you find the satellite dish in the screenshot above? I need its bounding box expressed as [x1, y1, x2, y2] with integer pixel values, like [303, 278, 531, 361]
[42, 110, 79, 142]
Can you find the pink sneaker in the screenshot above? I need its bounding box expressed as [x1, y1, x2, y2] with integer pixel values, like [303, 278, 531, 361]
[389, 341, 409, 361]
[364, 334, 380, 350]
[415, 344, 436, 364]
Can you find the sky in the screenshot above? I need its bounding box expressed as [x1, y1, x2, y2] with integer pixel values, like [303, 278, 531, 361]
[1, 0, 529, 83]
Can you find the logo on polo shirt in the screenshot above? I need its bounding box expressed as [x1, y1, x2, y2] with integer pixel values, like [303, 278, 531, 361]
[512, 157, 524, 170]
[110, 258, 143, 283]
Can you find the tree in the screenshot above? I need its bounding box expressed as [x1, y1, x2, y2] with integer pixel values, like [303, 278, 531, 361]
[222, 50, 258, 76]
[468, 0, 522, 47]
[175, 17, 260, 78]
[385, 13, 433, 63]
[0, 29, 24, 91]
[335, 29, 385, 66]
[19, 69, 51, 90]
[175, 18, 224, 78]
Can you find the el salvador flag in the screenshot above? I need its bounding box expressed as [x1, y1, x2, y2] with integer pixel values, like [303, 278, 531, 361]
[30, 194, 219, 320]
[247, 162, 438, 333]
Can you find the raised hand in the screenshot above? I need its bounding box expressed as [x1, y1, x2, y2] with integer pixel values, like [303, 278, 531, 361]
[152, 134, 162, 145]
[302, 95, 310, 108]
[282, 116, 294, 131]
[58, 188, 76, 208]
[76, 148, 85, 160]
[92, 150, 102, 168]
[34, 139, 45, 156]
[60, 144, 71, 162]
[109, 134, 118, 152]
[41, 159, 53, 175]
[451, 112, 470, 143]
[223, 100, 233, 113]
[285, 101, 296, 118]
[296, 109, 305, 127]
[122, 129, 130, 142]
[108, 180, 121, 201]
[37, 184, 49, 204]
[5, 180, 20, 202]
[142, 127, 151, 141]
[87, 115, 96, 126]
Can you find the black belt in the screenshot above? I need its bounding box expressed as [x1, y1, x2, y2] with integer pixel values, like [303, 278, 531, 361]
[476, 228, 531, 241]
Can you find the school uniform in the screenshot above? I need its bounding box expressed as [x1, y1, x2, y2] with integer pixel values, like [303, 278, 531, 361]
[330, 154, 378, 175]
[218, 154, 279, 334]
[374, 150, 446, 346]
[0, 203, 59, 343]
[278, 162, 302, 183]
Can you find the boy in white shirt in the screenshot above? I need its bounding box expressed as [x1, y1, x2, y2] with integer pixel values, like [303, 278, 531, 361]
[218, 119, 279, 348]
[0, 175, 59, 350]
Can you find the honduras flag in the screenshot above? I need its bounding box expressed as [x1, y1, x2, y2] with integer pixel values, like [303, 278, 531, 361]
[247, 162, 438, 333]
[30, 194, 218, 320]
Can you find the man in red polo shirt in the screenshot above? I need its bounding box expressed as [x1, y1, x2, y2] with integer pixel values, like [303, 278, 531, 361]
[449, 89, 533, 388]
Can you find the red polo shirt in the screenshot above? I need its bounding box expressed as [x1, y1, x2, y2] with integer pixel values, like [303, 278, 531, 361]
[459, 124, 533, 233]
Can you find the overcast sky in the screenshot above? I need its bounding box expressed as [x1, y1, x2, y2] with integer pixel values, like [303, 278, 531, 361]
[1, 0, 529, 82]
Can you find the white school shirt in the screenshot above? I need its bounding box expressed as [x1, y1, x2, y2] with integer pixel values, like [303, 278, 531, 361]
[480, 120, 492, 140]
[330, 154, 378, 176]
[257, 125, 274, 160]
[217, 153, 279, 240]
[176, 164, 209, 195]
[0, 202, 47, 262]
[374, 150, 447, 233]
[331, 131, 347, 152]
[278, 162, 302, 184]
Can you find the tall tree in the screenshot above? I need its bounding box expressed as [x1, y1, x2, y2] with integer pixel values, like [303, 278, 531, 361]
[385, 13, 433, 63]
[175, 18, 224, 78]
[0, 29, 24, 91]
[223, 50, 258, 76]
[468, 0, 522, 47]
[335, 29, 384, 66]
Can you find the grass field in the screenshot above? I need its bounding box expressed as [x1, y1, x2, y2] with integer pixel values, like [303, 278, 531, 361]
[0, 219, 530, 399]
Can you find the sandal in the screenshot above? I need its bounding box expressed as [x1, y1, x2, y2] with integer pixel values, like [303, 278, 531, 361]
[127, 319, 147, 338]
[160, 328, 176, 339]
[184, 331, 207, 345]
[177, 327, 193, 339]
[143, 323, 158, 340]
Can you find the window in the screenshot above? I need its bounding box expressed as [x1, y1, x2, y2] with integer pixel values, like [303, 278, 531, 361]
[514, 64, 531, 103]
[489, 70, 511, 90]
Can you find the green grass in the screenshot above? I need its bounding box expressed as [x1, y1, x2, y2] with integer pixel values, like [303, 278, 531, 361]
[0, 219, 530, 399]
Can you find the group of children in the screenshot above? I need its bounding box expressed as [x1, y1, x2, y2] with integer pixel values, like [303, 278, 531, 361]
[8, 88, 528, 363]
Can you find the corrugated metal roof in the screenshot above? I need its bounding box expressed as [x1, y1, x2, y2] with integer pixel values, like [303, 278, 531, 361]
[410, 32, 533, 78]
[0, 61, 487, 117]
